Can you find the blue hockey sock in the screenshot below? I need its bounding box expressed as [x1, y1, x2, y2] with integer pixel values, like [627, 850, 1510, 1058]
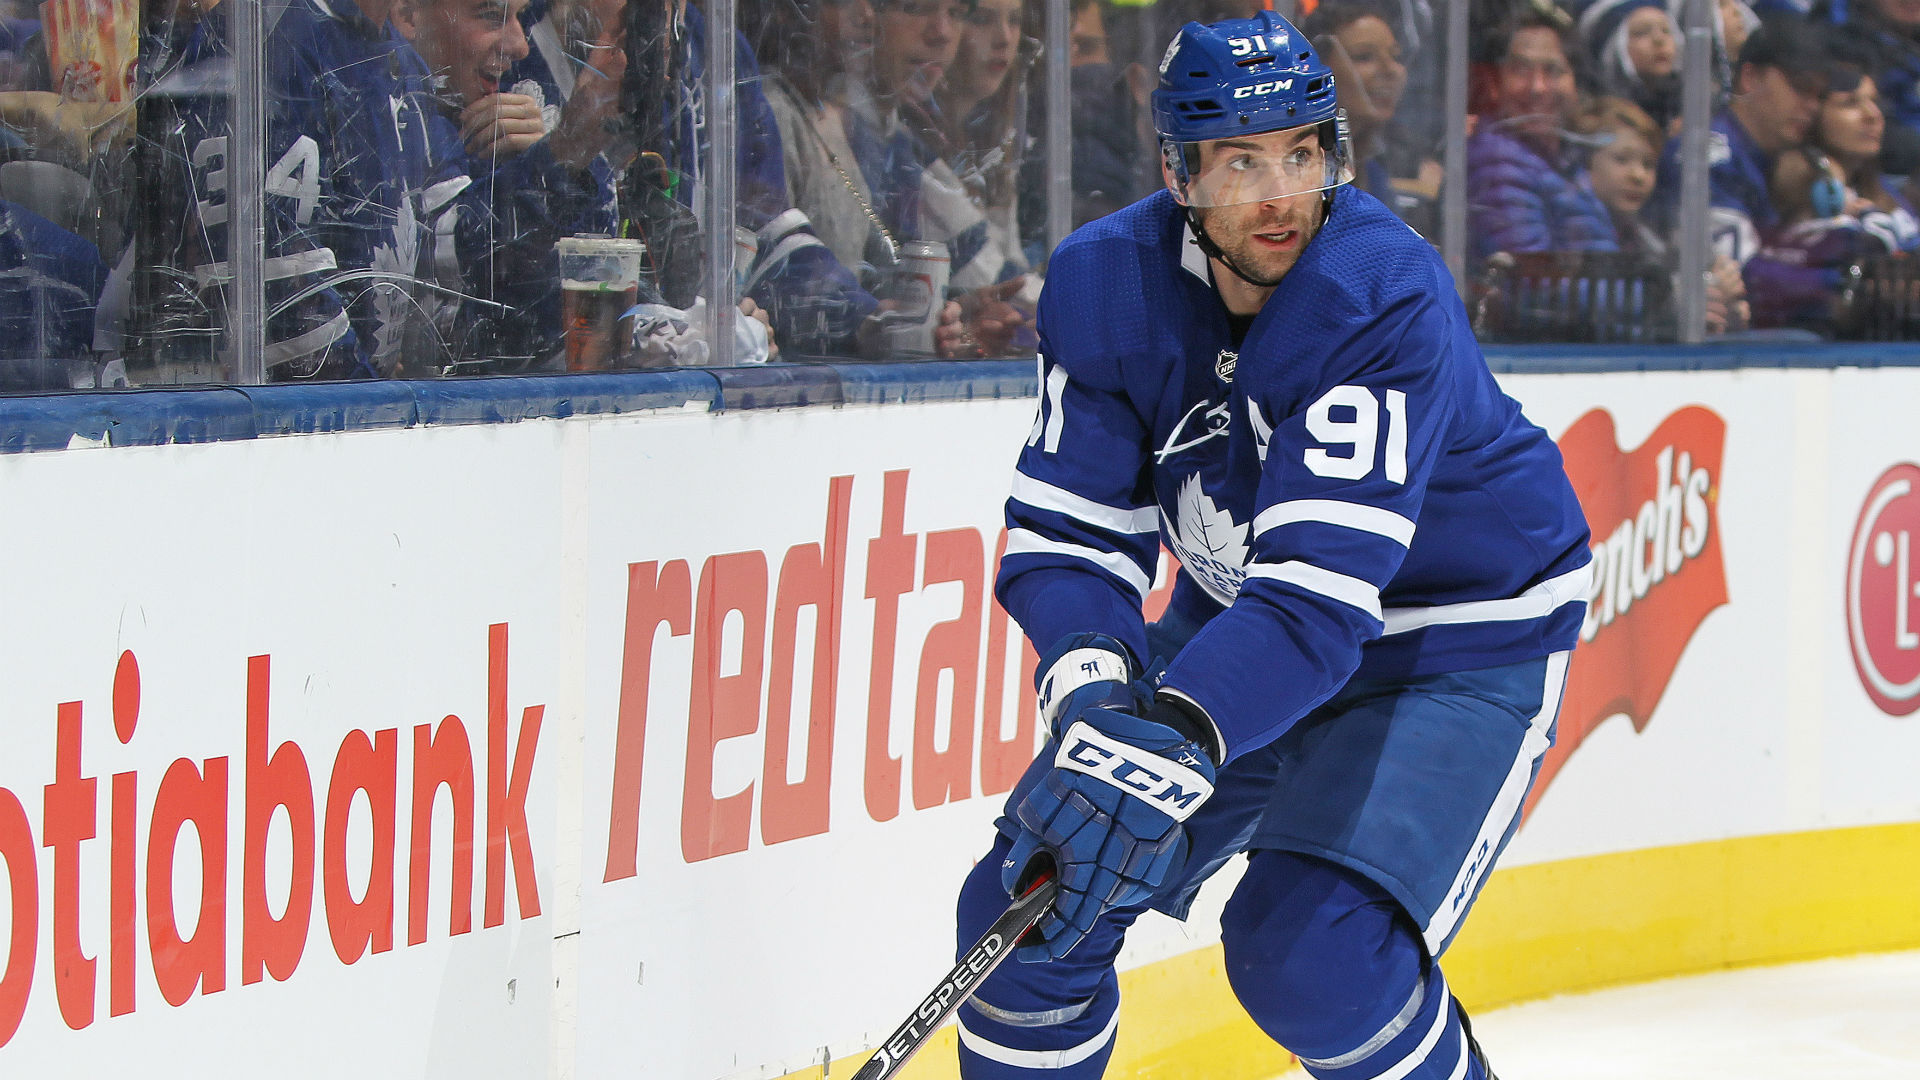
[955, 978, 1122, 1080]
[953, 833, 1135, 1079]
[1222, 849, 1487, 1080]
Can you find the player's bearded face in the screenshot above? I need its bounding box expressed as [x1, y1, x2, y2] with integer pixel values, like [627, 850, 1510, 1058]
[1190, 183, 1325, 286]
[1180, 127, 1328, 286]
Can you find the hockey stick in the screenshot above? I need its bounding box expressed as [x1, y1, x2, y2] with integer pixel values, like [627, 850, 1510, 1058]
[848, 872, 1059, 1080]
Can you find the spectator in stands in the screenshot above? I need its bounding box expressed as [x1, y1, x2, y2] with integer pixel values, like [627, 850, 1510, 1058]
[399, 0, 640, 366]
[582, 0, 1005, 359]
[1748, 63, 1920, 331]
[1814, 65, 1920, 248]
[1574, 0, 1683, 132]
[1814, 0, 1920, 175]
[1575, 96, 1666, 252]
[1574, 95, 1750, 331]
[1655, 12, 1829, 267]
[1063, 0, 1149, 226]
[115, 0, 226, 381]
[874, 0, 1032, 292]
[751, 0, 888, 272]
[509, 0, 903, 363]
[834, 0, 1030, 345]
[1467, 0, 1570, 118]
[1709, 0, 1762, 105]
[1304, 0, 1440, 235]
[147, 0, 626, 379]
[1749, 144, 1889, 331]
[931, 0, 1041, 282]
[1467, 7, 1619, 260]
[743, 0, 1021, 357]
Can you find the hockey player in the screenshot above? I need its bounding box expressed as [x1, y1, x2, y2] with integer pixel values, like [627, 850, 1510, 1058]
[950, 11, 1593, 1080]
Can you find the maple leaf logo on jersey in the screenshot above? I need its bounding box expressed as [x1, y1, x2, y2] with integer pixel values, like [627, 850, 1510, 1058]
[1163, 473, 1249, 606]
[510, 79, 562, 137]
[368, 196, 422, 372]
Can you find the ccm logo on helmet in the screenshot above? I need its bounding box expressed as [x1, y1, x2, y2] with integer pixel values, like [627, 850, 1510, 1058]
[1055, 721, 1214, 821]
[1232, 79, 1293, 99]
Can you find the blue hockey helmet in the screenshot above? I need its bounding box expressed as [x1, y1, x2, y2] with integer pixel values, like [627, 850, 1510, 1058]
[1151, 11, 1354, 207]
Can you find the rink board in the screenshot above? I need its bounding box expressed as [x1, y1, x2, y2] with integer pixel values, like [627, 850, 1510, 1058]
[0, 354, 1914, 1078]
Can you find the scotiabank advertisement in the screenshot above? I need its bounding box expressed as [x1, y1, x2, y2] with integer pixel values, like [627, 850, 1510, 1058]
[0, 369, 1918, 1078]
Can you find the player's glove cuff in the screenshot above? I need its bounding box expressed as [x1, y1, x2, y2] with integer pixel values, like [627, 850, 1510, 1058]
[1145, 689, 1224, 767]
[1035, 632, 1137, 732]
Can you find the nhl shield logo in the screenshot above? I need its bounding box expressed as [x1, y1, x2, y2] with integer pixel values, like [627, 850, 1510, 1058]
[1215, 349, 1237, 383]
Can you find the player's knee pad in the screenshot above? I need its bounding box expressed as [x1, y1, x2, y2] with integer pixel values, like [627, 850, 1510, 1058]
[954, 835, 1131, 1079]
[1220, 850, 1481, 1079]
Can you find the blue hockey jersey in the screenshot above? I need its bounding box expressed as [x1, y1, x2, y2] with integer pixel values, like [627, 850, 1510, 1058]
[168, 0, 604, 378]
[997, 186, 1593, 762]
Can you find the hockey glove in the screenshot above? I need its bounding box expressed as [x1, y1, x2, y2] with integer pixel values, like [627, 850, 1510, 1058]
[1035, 632, 1138, 733]
[1002, 702, 1216, 962]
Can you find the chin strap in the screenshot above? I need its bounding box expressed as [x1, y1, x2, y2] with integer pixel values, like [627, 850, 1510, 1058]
[1185, 206, 1272, 289]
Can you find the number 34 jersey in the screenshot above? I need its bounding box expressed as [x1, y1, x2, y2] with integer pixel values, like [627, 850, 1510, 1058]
[998, 186, 1593, 763]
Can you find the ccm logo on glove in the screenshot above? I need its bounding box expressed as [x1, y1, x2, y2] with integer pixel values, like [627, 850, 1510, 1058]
[1055, 722, 1215, 822]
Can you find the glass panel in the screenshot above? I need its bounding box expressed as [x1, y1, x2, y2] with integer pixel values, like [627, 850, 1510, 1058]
[35, 0, 1920, 392]
[1724, 6, 1920, 340]
[0, 0, 150, 387]
[1459, 2, 1677, 344]
[741, 0, 1048, 361]
[85, 0, 632, 384]
[1301, 0, 1445, 244]
[1081, 0, 1172, 228]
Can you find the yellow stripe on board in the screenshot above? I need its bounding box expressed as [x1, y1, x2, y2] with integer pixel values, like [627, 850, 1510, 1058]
[786, 824, 1920, 1080]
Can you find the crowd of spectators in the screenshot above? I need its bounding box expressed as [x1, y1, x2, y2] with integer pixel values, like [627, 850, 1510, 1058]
[1449, 0, 1920, 340]
[1, 0, 1918, 385]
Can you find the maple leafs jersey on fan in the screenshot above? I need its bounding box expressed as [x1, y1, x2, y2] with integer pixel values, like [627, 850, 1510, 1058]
[169, 0, 607, 379]
[997, 185, 1593, 763]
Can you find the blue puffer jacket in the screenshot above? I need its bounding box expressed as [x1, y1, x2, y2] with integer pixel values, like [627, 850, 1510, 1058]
[1467, 128, 1619, 260]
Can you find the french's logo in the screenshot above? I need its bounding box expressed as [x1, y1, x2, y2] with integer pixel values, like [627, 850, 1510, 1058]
[1528, 407, 1729, 815]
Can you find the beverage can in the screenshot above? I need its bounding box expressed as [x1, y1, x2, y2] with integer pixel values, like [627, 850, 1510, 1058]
[558, 236, 646, 371]
[886, 239, 950, 357]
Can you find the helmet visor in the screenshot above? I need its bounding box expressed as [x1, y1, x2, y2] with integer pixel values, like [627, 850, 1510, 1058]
[1168, 126, 1355, 208]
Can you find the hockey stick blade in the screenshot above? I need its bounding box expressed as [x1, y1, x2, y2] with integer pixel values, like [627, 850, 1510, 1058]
[848, 874, 1059, 1080]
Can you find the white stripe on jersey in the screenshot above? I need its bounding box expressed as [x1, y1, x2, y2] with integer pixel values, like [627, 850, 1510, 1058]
[1010, 471, 1160, 536]
[1244, 561, 1383, 621]
[194, 247, 340, 291]
[1381, 562, 1592, 637]
[262, 309, 352, 369]
[956, 1008, 1120, 1069]
[1005, 529, 1153, 598]
[1423, 650, 1569, 953]
[1252, 498, 1417, 547]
